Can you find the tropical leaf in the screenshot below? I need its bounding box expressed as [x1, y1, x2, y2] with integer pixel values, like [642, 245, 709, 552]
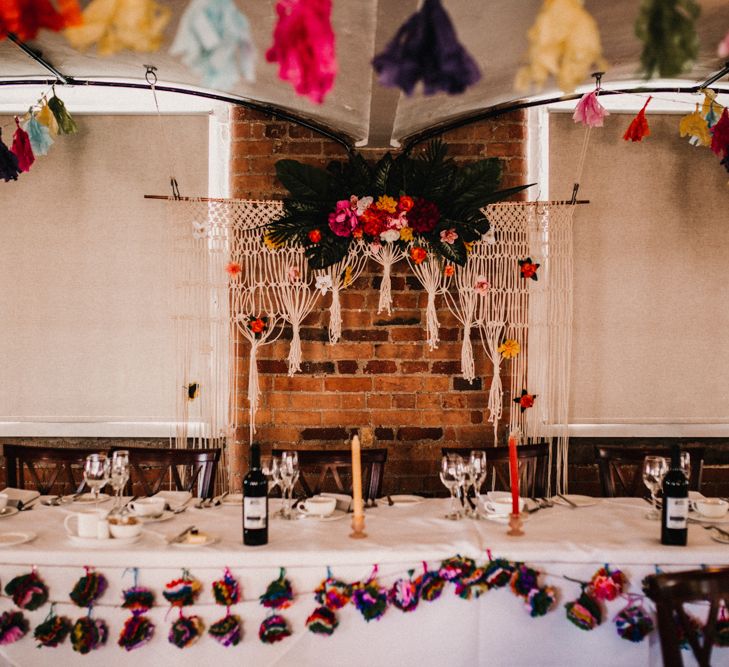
[275, 160, 333, 201]
[329, 152, 372, 195]
[305, 235, 350, 269]
[474, 183, 535, 209]
[436, 238, 467, 266]
[404, 140, 455, 199]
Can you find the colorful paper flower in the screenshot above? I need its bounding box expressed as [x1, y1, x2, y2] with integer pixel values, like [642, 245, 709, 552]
[498, 339, 520, 359]
[410, 246, 428, 264]
[398, 195, 414, 212]
[288, 266, 301, 282]
[247, 317, 267, 338]
[308, 228, 322, 244]
[474, 276, 490, 295]
[573, 91, 609, 128]
[409, 197, 440, 234]
[439, 228, 458, 244]
[444, 264, 455, 277]
[315, 274, 333, 295]
[375, 195, 398, 214]
[513, 389, 537, 413]
[225, 261, 242, 277]
[328, 199, 358, 237]
[623, 97, 652, 142]
[518, 257, 540, 280]
[399, 227, 414, 242]
[380, 229, 400, 243]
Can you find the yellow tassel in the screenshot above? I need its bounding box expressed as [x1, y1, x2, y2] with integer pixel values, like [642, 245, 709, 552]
[36, 97, 59, 136]
[679, 103, 712, 147]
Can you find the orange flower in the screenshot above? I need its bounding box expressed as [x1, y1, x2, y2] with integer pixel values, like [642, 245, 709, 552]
[308, 228, 322, 243]
[444, 264, 455, 277]
[518, 257, 540, 280]
[513, 389, 537, 413]
[225, 261, 242, 277]
[410, 246, 427, 264]
[249, 318, 266, 334]
[375, 195, 398, 213]
[398, 195, 414, 212]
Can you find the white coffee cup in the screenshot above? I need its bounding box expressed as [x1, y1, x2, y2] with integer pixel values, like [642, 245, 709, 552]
[108, 516, 142, 539]
[129, 497, 166, 517]
[482, 491, 526, 515]
[0, 493, 8, 512]
[302, 496, 337, 517]
[695, 498, 729, 519]
[64, 509, 107, 539]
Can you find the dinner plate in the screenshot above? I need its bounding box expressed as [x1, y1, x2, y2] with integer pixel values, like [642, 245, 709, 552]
[135, 510, 174, 524]
[222, 493, 243, 505]
[708, 529, 729, 545]
[64, 493, 111, 504]
[0, 507, 19, 519]
[689, 511, 729, 525]
[170, 533, 218, 548]
[67, 533, 141, 548]
[297, 508, 348, 522]
[380, 495, 425, 506]
[0, 532, 36, 547]
[552, 495, 600, 508]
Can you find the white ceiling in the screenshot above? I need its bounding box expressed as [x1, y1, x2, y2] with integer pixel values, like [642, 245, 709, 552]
[1, 0, 728, 147]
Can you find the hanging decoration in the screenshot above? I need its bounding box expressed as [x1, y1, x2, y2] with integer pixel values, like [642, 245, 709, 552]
[0, 611, 29, 646]
[518, 257, 540, 280]
[0, 129, 21, 183]
[259, 568, 294, 643]
[259, 614, 291, 643]
[372, 0, 481, 97]
[565, 589, 602, 631]
[407, 251, 450, 350]
[483, 558, 516, 588]
[414, 567, 446, 602]
[352, 567, 389, 622]
[209, 568, 242, 647]
[702, 89, 723, 129]
[33, 606, 72, 648]
[614, 602, 654, 642]
[0, 0, 82, 41]
[163, 571, 202, 608]
[515, 0, 607, 94]
[498, 339, 520, 359]
[635, 0, 700, 79]
[169, 615, 205, 649]
[37, 97, 59, 136]
[70, 569, 107, 608]
[71, 617, 108, 654]
[119, 575, 156, 651]
[22, 114, 54, 156]
[710, 108, 729, 162]
[572, 90, 609, 128]
[679, 104, 712, 147]
[588, 566, 626, 602]
[389, 573, 420, 612]
[64, 0, 172, 55]
[314, 572, 352, 610]
[10, 118, 35, 173]
[623, 97, 652, 142]
[265, 0, 337, 104]
[170, 0, 256, 90]
[513, 389, 537, 413]
[306, 606, 338, 635]
[47, 93, 78, 135]
[5, 570, 48, 610]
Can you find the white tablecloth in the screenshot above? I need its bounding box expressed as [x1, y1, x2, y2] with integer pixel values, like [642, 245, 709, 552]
[0, 498, 725, 667]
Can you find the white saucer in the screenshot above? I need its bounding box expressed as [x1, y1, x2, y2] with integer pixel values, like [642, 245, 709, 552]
[0, 532, 36, 547]
[222, 493, 243, 505]
[170, 533, 218, 548]
[64, 493, 111, 504]
[67, 532, 141, 548]
[689, 511, 729, 525]
[298, 508, 347, 522]
[380, 495, 425, 506]
[708, 529, 729, 544]
[0, 507, 19, 519]
[552, 495, 599, 508]
[133, 510, 174, 524]
[482, 511, 531, 524]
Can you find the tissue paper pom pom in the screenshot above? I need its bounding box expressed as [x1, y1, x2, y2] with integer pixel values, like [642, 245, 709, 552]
[163, 574, 202, 607]
[306, 606, 338, 635]
[213, 568, 241, 607]
[209, 614, 242, 647]
[70, 571, 107, 607]
[5, 571, 48, 610]
[455, 568, 489, 601]
[510, 565, 540, 598]
[260, 569, 294, 610]
[439, 556, 476, 583]
[615, 606, 654, 642]
[483, 559, 515, 588]
[315, 576, 352, 610]
[588, 566, 626, 602]
[352, 580, 388, 622]
[259, 614, 291, 644]
[573, 91, 609, 128]
[71, 617, 108, 654]
[389, 577, 420, 612]
[0, 611, 29, 645]
[122, 586, 155, 615]
[34, 614, 72, 648]
[169, 616, 204, 649]
[414, 570, 445, 602]
[565, 591, 602, 631]
[527, 586, 556, 617]
[118, 615, 155, 651]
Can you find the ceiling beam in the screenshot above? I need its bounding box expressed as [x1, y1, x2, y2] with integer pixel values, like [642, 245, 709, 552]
[7, 33, 71, 85]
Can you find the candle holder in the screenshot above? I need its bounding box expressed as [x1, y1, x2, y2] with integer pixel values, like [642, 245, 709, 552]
[507, 512, 524, 537]
[349, 513, 367, 539]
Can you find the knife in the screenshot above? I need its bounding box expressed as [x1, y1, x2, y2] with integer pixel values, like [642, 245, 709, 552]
[557, 494, 578, 508]
[167, 525, 195, 544]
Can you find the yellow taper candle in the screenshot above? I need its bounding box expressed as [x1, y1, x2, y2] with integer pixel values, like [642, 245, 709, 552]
[350, 432, 366, 539]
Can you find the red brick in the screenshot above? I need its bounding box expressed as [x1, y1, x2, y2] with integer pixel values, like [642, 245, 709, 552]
[324, 377, 373, 392]
[364, 360, 397, 374]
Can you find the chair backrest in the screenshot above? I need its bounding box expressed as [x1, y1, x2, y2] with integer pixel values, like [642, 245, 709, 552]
[645, 566, 729, 667]
[271, 448, 388, 501]
[123, 446, 221, 498]
[3, 444, 112, 495]
[441, 443, 550, 498]
[595, 445, 705, 497]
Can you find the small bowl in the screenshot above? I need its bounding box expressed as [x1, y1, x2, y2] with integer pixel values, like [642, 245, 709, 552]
[480, 492, 526, 516]
[129, 498, 166, 518]
[302, 496, 337, 517]
[695, 498, 729, 519]
[108, 516, 142, 539]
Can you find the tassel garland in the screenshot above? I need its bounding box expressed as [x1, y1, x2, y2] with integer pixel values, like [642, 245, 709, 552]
[614, 605, 654, 642]
[259, 568, 294, 609]
[679, 104, 712, 147]
[306, 606, 338, 635]
[314, 575, 352, 610]
[710, 108, 729, 158]
[588, 566, 626, 602]
[70, 570, 107, 608]
[163, 572, 202, 607]
[414, 569, 445, 602]
[623, 97, 652, 142]
[22, 115, 54, 156]
[48, 94, 78, 135]
[122, 586, 155, 614]
[10, 118, 35, 172]
[0, 129, 21, 182]
[212, 568, 240, 607]
[352, 579, 388, 622]
[572, 91, 609, 128]
[389, 576, 420, 612]
[36, 97, 59, 136]
[526, 586, 557, 617]
[565, 591, 602, 631]
[258, 614, 290, 644]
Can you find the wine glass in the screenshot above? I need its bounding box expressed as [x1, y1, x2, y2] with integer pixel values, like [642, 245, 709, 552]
[643, 455, 668, 520]
[440, 455, 464, 520]
[679, 451, 691, 481]
[279, 451, 299, 520]
[468, 450, 488, 518]
[262, 456, 281, 495]
[109, 450, 130, 510]
[84, 453, 110, 508]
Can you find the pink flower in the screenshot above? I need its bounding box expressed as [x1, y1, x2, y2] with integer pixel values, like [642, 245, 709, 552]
[355, 196, 373, 216]
[474, 277, 490, 295]
[288, 266, 301, 282]
[440, 228, 458, 244]
[573, 91, 609, 128]
[328, 199, 358, 237]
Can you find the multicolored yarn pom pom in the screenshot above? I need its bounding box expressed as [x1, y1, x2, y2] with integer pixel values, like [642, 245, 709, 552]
[439, 556, 476, 583]
[0, 611, 29, 645]
[565, 591, 602, 631]
[483, 559, 515, 588]
[589, 566, 626, 602]
[526, 586, 556, 617]
[314, 576, 352, 610]
[118, 615, 155, 651]
[259, 614, 291, 644]
[163, 573, 202, 608]
[169, 615, 204, 649]
[213, 568, 241, 607]
[209, 614, 242, 647]
[306, 606, 338, 635]
[615, 605, 654, 642]
[71, 617, 108, 654]
[674, 612, 703, 651]
[455, 568, 489, 601]
[352, 580, 388, 622]
[414, 570, 445, 602]
[122, 586, 155, 615]
[716, 605, 729, 647]
[5, 571, 49, 610]
[260, 568, 294, 610]
[34, 613, 72, 648]
[389, 577, 420, 612]
[510, 565, 540, 598]
[70, 570, 108, 607]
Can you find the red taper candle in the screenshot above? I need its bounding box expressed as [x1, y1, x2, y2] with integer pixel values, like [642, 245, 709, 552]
[508, 430, 520, 515]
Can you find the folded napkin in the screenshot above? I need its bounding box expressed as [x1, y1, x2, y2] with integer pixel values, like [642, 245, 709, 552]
[1, 487, 40, 509]
[152, 490, 192, 510]
[320, 492, 352, 512]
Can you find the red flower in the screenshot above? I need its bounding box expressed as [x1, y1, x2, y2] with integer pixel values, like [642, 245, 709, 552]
[410, 246, 427, 264]
[361, 207, 387, 237]
[513, 389, 536, 413]
[249, 318, 266, 335]
[398, 195, 414, 212]
[408, 197, 440, 234]
[308, 229, 322, 243]
[444, 264, 455, 277]
[225, 261, 242, 277]
[518, 257, 540, 281]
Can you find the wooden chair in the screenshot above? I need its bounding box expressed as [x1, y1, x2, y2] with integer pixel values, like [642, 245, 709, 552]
[645, 566, 729, 667]
[3, 444, 112, 495]
[595, 445, 705, 497]
[441, 443, 550, 498]
[124, 446, 220, 498]
[271, 448, 387, 501]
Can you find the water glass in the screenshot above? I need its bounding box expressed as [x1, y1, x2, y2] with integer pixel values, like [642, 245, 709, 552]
[84, 453, 110, 507]
[643, 455, 668, 520]
[109, 450, 130, 509]
[440, 455, 464, 520]
[279, 451, 299, 520]
[467, 450, 488, 518]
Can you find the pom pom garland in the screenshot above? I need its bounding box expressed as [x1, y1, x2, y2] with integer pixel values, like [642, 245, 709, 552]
[0, 611, 29, 645]
[5, 570, 48, 610]
[163, 572, 202, 607]
[414, 570, 445, 602]
[118, 615, 155, 651]
[716, 605, 729, 648]
[565, 591, 602, 631]
[260, 568, 294, 610]
[614, 605, 654, 643]
[623, 97, 652, 143]
[169, 615, 204, 649]
[455, 568, 489, 601]
[122, 586, 155, 615]
[674, 611, 703, 651]
[10, 118, 34, 173]
[306, 606, 338, 635]
[352, 580, 388, 622]
[588, 566, 626, 602]
[314, 575, 352, 610]
[0, 128, 21, 182]
[510, 565, 540, 598]
[527, 586, 556, 617]
[259, 614, 291, 644]
[483, 559, 515, 588]
[70, 570, 107, 608]
[438, 556, 476, 583]
[71, 616, 108, 654]
[209, 614, 242, 647]
[212, 568, 241, 607]
[34, 612, 72, 648]
[389, 576, 420, 612]
[573, 91, 610, 128]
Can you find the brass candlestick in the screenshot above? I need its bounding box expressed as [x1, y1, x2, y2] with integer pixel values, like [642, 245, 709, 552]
[350, 513, 367, 539]
[507, 512, 524, 537]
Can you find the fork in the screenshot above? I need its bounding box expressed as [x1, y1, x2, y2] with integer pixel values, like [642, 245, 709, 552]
[172, 498, 195, 514]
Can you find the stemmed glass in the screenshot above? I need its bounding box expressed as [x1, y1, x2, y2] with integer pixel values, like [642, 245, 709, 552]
[440, 455, 465, 520]
[467, 450, 488, 518]
[109, 450, 130, 510]
[84, 453, 110, 508]
[643, 455, 668, 520]
[262, 456, 281, 497]
[279, 451, 299, 520]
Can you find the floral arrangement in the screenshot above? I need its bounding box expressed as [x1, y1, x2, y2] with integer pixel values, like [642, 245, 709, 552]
[265, 140, 530, 269]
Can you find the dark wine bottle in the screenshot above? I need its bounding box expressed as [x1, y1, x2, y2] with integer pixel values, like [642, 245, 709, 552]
[661, 445, 688, 546]
[243, 443, 268, 546]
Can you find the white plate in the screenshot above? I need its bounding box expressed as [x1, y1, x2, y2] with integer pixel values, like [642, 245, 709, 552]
[380, 495, 425, 506]
[67, 532, 141, 548]
[0, 507, 19, 519]
[64, 493, 111, 504]
[708, 529, 729, 544]
[298, 508, 348, 522]
[689, 511, 729, 525]
[222, 493, 243, 505]
[135, 510, 174, 524]
[552, 495, 600, 508]
[170, 533, 218, 548]
[482, 510, 531, 524]
[0, 532, 36, 547]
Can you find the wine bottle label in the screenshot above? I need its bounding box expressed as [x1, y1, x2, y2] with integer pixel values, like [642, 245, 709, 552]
[244, 497, 267, 529]
[665, 497, 688, 529]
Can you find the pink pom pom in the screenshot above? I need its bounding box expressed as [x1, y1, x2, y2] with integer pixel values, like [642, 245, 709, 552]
[573, 91, 610, 128]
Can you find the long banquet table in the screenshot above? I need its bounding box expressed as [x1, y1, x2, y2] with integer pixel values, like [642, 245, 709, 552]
[0, 497, 725, 667]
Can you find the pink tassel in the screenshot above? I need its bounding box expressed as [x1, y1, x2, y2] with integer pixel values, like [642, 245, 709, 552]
[11, 117, 35, 172]
[265, 0, 337, 104]
[719, 30, 729, 58]
[572, 91, 610, 128]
